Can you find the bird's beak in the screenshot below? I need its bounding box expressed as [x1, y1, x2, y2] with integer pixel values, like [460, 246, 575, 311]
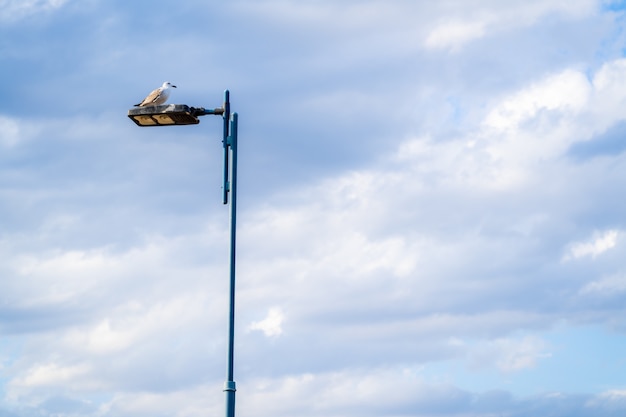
[172, 85, 177, 88]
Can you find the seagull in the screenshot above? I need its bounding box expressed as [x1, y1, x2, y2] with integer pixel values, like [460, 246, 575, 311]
[134, 81, 177, 106]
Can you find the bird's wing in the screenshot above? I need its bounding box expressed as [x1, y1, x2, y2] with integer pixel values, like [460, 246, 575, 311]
[136, 87, 162, 106]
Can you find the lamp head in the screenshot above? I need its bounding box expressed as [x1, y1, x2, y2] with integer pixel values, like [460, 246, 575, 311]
[128, 104, 199, 126]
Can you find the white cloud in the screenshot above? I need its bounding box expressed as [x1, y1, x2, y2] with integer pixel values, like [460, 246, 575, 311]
[13, 249, 120, 306]
[425, 20, 487, 51]
[597, 389, 626, 400]
[579, 273, 626, 296]
[97, 385, 222, 417]
[0, 0, 68, 23]
[563, 230, 620, 261]
[0, 116, 21, 147]
[585, 389, 626, 409]
[467, 336, 552, 373]
[84, 320, 134, 354]
[248, 307, 285, 337]
[424, 0, 597, 51]
[239, 368, 466, 417]
[588, 58, 626, 128]
[483, 70, 591, 130]
[10, 362, 91, 389]
[394, 59, 626, 190]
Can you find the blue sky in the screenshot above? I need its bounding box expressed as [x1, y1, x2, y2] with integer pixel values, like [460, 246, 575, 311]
[2, 1, 626, 416]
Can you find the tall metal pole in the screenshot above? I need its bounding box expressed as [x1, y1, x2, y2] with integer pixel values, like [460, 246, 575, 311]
[222, 89, 238, 417]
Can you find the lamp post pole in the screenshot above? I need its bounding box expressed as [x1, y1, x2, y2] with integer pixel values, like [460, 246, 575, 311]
[128, 90, 240, 417]
[221, 91, 238, 417]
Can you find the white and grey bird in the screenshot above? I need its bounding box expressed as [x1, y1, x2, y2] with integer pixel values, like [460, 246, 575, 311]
[134, 81, 177, 106]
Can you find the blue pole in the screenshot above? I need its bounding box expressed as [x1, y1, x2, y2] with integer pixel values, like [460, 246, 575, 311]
[224, 111, 238, 417]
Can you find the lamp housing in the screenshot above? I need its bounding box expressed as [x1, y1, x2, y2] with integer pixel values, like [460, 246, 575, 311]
[128, 104, 223, 126]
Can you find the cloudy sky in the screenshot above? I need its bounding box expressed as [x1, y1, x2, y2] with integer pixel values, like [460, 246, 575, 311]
[2, 0, 626, 416]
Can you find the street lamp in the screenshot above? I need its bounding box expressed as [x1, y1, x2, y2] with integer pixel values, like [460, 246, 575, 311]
[128, 91, 239, 417]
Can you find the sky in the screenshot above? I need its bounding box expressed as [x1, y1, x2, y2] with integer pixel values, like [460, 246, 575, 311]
[2, 0, 626, 416]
